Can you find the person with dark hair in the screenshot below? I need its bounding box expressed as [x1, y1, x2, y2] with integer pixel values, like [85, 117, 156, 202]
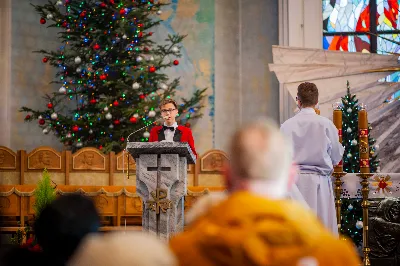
[34, 194, 100, 265]
[280, 82, 344, 235]
[149, 98, 197, 157]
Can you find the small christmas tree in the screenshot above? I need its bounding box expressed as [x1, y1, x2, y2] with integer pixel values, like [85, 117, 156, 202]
[339, 81, 379, 247]
[33, 168, 57, 217]
[20, 0, 207, 153]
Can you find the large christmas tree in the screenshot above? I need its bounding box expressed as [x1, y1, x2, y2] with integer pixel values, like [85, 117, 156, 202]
[20, 0, 206, 153]
[340, 81, 380, 247]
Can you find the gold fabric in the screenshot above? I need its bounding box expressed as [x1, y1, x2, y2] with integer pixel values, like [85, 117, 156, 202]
[170, 192, 361, 266]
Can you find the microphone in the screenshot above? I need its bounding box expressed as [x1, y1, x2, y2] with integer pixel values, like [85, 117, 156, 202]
[126, 116, 165, 143]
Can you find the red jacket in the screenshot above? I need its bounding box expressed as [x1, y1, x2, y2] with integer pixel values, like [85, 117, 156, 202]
[149, 125, 197, 158]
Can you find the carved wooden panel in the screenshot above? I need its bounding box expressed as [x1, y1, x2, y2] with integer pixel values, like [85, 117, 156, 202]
[187, 164, 194, 173]
[200, 150, 229, 172]
[91, 195, 115, 215]
[0, 147, 17, 169]
[116, 152, 136, 171]
[125, 196, 143, 215]
[0, 195, 19, 215]
[27, 147, 62, 170]
[72, 148, 106, 171]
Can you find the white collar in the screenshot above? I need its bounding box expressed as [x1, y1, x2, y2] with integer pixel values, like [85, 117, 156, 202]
[163, 122, 178, 128]
[299, 107, 316, 115]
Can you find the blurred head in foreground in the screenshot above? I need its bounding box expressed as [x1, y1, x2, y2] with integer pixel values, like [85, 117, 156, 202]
[34, 194, 100, 264]
[68, 232, 177, 266]
[227, 118, 294, 199]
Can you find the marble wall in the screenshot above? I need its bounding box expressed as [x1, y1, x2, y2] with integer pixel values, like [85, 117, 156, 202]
[0, 0, 279, 154]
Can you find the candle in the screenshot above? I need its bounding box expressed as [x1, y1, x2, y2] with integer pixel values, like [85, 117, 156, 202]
[332, 108, 343, 172]
[358, 107, 370, 173]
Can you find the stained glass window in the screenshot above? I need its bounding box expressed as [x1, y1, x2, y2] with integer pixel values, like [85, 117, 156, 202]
[323, 0, 370, 33]
[377, 34, 400, 54]
[323, 35, 371, 52]
[377, 0, 400, 31]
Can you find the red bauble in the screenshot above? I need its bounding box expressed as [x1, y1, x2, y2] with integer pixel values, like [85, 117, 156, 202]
[138, 23, 144, 27]
[139, 94, 145, 99]
[65, 0, 71, 4]
[93, 44, 100, 50]
[99, 74, 107, 80]
[80, 11, 86, 17]
[47, 102, 53, 109]
[89, 98, 97, 104]
[99, 2, 106, 8]
[62, 21, 68, 27]
[148, 32, 153, 36]
[99, 145, 103, 150]
[39, 119, 45, 125]
[138, 32, 143, 37]
[113, 100, 119, 106]
[42, 57, 48, 63]
[72, 125, 79, 132]
[25, 115, 31, 120]
[149, 66, 156, 73]
[120, 137, 125, 142]
[129, 117, 137, 123]
[40, 18, 46, 24]
[173, 60, 179, 65]
[109, 0, 114, 4]
[113, 119, 120, 125]
[119, 8, 126, 15]
[144, 47, 149, 52]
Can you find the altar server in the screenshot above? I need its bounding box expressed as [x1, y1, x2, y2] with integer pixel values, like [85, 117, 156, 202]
[280, 82, 344, 235]
[170, 118, 359, 266]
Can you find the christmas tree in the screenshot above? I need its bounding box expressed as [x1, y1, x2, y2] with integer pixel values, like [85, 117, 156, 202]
[20, 0, 207, 153]
[339, 81, 379, 247]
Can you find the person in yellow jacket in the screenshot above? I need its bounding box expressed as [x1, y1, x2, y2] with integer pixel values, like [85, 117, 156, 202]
[170, 118, 360, 266]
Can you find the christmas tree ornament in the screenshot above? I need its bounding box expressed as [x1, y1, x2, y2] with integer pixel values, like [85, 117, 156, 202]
[74, 56, 82, 64]
[100, 74, 107, 80]
[105, 113, 112, 120]
[56, 0, 63, 5]
[89, 98, 97, 104]
[346, 127, 352, 133]
[51, 113, 58, 120]
[348, 204, 353, 210]
[25, 115, 31, 120]
[132, 82, 140, 89]
[374, 144, 379, 150]
[346, 108, 352, 113]
[355, 221, 363, 229]
[38, 119, 45, 125]
[76, 142, 83, 148]
[113, 100, 119, 106]
[148, 110, 156, 117]
[351, 139, 358, 146]
[76, 67, 82, 73]
[47, 102, 53, 109]
[143, 131, 150, 138]
[89, 129, 93, 134]
[129, 117, 137, 123]
[42, 57, 48, 63]
[120, 137, 125, 142]
[136, 56, 143, 62]
[173, 60, 179, 65]
[38, 115, 43, 120]
[109, 124, 114, 129]
[40, 18, 46, 24]
[104, 107, 109, 112]
[149, 66, 156, 73]
[119, 8, 126, 15]
[113, 119, 120, 125]
[72, 125, 79, 132]
[122, 34, 127, 39]
[43, 128, 49, 134]
[99, 2, 106, 8]
[157, 10, 162, 15]
[47, 13, 53, 19]
[66, 133, 72, 138]
[93, 44, 100, 50]
[149, 56, 154, 61]
[159, 83, 168, 90]
[133, 113, 139, 118]
[347, 153, 352, 158]
[172, 46, 179, 53]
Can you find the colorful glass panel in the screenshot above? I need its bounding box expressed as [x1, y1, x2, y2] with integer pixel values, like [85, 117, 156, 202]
[323, 35, 371, 52]
[323, 0, 370, 32]
[377, 0, 400, 31]
[377, 34, 400, 53]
